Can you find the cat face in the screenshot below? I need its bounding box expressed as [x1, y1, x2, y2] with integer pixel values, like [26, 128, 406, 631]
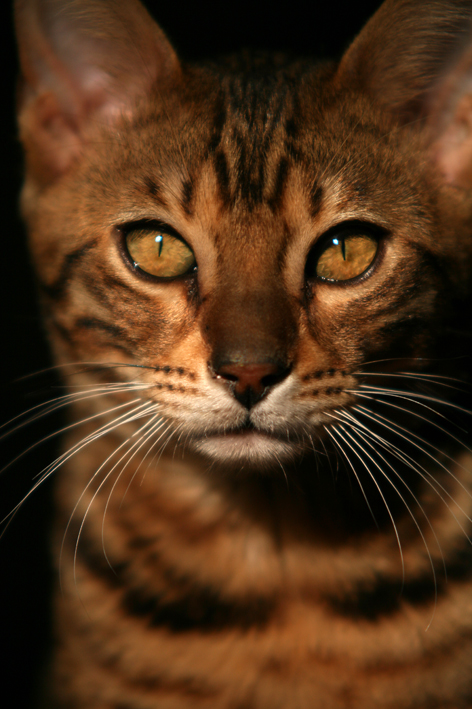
[16, 0, 472, 471]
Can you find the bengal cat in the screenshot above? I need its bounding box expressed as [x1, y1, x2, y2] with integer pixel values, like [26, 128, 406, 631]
[12, 0, 472, 706]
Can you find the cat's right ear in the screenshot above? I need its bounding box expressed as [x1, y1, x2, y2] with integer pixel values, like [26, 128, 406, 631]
[15, 0, 181, 182]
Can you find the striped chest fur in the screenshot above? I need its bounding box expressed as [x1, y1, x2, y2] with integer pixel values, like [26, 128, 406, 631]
[13, 0, 472, 707]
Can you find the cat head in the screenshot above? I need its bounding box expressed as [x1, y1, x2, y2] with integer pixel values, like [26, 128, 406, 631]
[14, 0, 472, 469]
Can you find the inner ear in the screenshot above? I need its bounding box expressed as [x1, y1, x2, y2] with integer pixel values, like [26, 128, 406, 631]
[428, 48, 472, 189]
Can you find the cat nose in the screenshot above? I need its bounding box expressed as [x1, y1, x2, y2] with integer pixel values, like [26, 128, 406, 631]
[214, 361, 290, 409]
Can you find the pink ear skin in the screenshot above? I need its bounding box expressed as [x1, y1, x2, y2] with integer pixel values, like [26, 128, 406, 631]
[14, 0, 181, 183]
[427, 48, 472, 190]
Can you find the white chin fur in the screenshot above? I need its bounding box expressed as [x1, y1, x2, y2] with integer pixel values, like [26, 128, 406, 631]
[191, 431, 299, 465]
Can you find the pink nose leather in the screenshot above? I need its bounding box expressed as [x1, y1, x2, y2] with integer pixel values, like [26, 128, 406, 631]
[218, 363, 280, 395]
[215, 362, 289, 409]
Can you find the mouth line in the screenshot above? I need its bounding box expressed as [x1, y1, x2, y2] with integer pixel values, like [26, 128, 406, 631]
[203, 422, 286, 441]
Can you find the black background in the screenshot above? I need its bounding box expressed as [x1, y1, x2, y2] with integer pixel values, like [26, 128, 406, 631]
[0, 1, 384, 706]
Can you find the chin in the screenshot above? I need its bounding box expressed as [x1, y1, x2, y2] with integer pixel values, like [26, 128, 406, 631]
[189, 429, 303, 469]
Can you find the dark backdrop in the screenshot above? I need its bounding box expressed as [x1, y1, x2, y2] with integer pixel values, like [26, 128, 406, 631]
[0, 1, 383, 706]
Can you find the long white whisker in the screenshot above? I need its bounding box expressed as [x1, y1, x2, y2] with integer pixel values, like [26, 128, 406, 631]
[336, 422, 440, 629]
[62, 409, 160, 587]
[324, 426, 379, 528]
[0, 392, 153, 481]
[10, 360, 162, 384]
[327, 423, 405, 580]
[343, 410, 472, 550]
[357, 384, 472, 417]
[0, 399, 154, 534]
[0, 382, 152, 442]
[34, 400, 154, 480]
[99, 418, 175, 570]
[356, 371, 468, 388]
[353, 405, 472, 503]
[95, 417, 167, 567]
[354, 392, 472, 454]
[123, 420, 175, 496]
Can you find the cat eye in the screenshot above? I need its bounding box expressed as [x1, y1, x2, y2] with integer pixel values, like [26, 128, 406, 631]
[307, 226, 379, 283]
[124, 224, 196, 279]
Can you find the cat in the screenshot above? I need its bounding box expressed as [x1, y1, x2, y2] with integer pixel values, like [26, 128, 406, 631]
[11, 0, 472, 706]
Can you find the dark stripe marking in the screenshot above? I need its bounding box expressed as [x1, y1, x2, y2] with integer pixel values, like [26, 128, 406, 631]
[268, 157, 289, 212]
[74, 533, 275, 634]
[51, 317, 74, 345]
[303, 369, 347, 382]
[74, 317, 137, 351]
[143, 175, 168, 208]
[40, 239, 99, 300]
[144, 176, 158, 198]
[99, 272, 144, 295]
[123, 584, 273, 633]
[180, 179, 194, 215]
[207, 91, 227, 154]
[213, 149, 232, 206]
[111, 669, 218, 705]
[328, 542, 472, 621]
[309, 183, 323, 219]
[54, 314, 135, 356]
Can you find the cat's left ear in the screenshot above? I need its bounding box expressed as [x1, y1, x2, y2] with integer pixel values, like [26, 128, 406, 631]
[334, 0, 472, 190]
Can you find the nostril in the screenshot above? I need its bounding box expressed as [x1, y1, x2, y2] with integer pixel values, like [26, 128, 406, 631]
[212, 361, 291, 409]
[218, 369, 239, 384]
[260, 369, 289, 389]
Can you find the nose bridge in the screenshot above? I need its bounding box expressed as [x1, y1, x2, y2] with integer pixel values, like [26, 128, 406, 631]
[202, 264, 298, 370]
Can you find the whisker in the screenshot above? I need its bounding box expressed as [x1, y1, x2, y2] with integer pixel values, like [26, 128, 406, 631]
[58, 408, 161, 586]
[336, 422, 440, 628]
[133, 421, 177, 489]
[354, 392, 472, 455]
[338, 409, 472, 542]
[360, 356, 470, 370]
[116, 418, 171, 506]
[357, 384, 472, 417]
[8, 359, 165, 387]
[352, 388, 468, 435]
[328, 423, 407, 585]
[1, 400, 156, 535]
[324, 425, 379, 529]
[0, 396, 150, 484]
[353, 404, 472, 500]
[0, 382, 152, 440]
[356, 371, 469, 392]
[71, 412, 165, 584]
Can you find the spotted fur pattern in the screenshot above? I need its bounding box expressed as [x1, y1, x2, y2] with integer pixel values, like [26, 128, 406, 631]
[14, 0, 472, 707]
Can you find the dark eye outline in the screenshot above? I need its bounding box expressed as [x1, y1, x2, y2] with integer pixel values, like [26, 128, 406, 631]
[117, 220, 197, 283]
[305, 220, 387, 286]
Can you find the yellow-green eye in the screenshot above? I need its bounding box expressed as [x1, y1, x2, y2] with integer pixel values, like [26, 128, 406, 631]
[315, 233, 378, 281]
[125, 226, 196, 279]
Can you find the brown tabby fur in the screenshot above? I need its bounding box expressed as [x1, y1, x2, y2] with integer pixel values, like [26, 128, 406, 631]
[13, 0, 472, 707]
